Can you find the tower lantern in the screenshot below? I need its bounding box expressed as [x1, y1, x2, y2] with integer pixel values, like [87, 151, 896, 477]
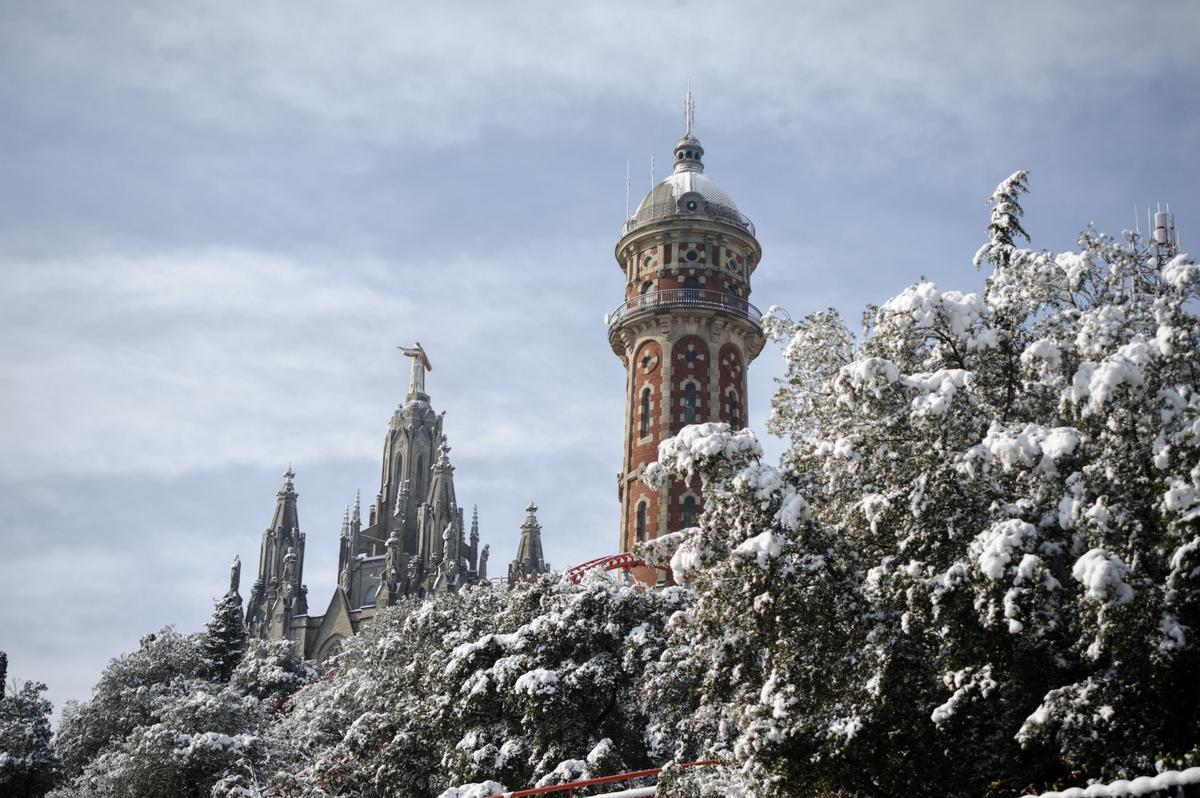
[607, 90, 765, 572]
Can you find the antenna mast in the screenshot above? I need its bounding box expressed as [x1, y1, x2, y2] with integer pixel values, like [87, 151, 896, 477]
[625, 160, 631, 219]
[1134, 202, 1180, 264]
[685, 77, 695, 136]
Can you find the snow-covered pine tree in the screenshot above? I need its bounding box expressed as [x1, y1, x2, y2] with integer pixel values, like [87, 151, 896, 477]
[646, 173, 1200, 796]
[53, 628, 208, 781]
[200, 592, 248, 683]
[0, 678, 58, 797]
[50, 632, 314, 798]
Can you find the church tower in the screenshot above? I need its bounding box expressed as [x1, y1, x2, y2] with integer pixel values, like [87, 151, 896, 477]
[245, 467, 308, 638]
[607, 90, 765, 566]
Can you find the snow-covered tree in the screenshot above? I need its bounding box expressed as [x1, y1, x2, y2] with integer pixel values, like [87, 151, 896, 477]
[647, 173, 1200, 795]
[0, 677, 58, 797]
[268, 577, 685, 797]
[51, 632, 313, 798]
[201, 592, 249, 683]
[54, 628, 207, 780]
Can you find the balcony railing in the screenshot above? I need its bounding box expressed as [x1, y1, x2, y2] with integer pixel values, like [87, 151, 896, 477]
[621, 199, 754, 237]
[606, 288, 762, 333]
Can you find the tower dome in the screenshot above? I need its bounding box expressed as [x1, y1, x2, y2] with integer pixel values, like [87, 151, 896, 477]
[629, 168, 752, 233]
[624, 93, 753, 236]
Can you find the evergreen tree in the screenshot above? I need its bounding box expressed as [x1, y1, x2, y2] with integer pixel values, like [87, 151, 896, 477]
[647, 173, 1200, 796]
[50, 634, 314, 798]
[200, 592, 248, 683]
[0, 677, 58, 797]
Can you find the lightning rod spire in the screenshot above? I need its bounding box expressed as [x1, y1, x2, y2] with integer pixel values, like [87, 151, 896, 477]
[684, 78, 695, 137]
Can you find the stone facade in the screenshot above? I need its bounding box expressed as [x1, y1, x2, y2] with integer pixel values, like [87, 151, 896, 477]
[241, 347, 491, 662]
[607, 94, 765, 577]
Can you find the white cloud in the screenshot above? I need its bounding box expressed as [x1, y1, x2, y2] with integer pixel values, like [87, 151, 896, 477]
[0, 241, 618, 478]
[5, 0, 1196, 148]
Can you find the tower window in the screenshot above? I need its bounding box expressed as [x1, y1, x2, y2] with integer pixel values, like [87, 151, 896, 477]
[681, 495, 698, 528]
[728, 391, 742, 429]
[636, 502, 648, 542]
[640, 388, 652, 437]
[683, 275, 700, 300]
[683, 382, 698, 425]
[686, 249, 699, 261]
[641, 280, 653, 295]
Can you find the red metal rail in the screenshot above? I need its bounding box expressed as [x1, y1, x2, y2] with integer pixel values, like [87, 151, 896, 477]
[483, 760, 719, 797]
[563, 553, 672, 584]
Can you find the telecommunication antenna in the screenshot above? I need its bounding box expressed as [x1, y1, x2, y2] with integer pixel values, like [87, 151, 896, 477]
[1133, 202, 1180, 263]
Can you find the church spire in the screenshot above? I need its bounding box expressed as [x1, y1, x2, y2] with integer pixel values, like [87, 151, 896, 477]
[247, 466, 305, 639]
[269, 466, 300, 541]
[508, 502, 549, 581]
[468, 504, 480, 573]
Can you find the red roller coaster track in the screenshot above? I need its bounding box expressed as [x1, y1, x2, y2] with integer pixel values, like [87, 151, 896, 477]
[482, 760, 719, 797]
[563, 553, 672, 584]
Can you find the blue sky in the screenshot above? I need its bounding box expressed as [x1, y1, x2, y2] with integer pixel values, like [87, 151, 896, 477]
[1, 0, 1197, 717]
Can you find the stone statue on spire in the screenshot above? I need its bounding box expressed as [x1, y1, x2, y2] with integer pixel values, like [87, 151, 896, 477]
[398, 342, 432, 398]
[229, 555, 241, 595]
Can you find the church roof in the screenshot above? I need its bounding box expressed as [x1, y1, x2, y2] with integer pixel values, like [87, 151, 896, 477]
[268, 466, 300, 538]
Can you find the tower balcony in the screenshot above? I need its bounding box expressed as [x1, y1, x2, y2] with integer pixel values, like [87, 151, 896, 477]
[605, 288, 763, 336]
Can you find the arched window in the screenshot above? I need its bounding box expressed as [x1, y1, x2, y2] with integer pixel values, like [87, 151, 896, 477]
[364, 584, 378, 606]
[639, 388, 652, 437]
[681, 495, 698, 528]
[728, 390, 742, 429]
[683, 382, 698, 425]
[636, 502, 648, 542]
[640, 280, 654, 307]
[393, 453, 404, 489]
[413, 455, 424, 501]
[683, 275, 700, 301]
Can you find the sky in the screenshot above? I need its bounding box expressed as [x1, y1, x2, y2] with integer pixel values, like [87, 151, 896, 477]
[0, 0, 1197, 719]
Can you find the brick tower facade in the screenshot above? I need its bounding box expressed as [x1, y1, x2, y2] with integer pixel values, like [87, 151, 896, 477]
[607, 93, 765, 568]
